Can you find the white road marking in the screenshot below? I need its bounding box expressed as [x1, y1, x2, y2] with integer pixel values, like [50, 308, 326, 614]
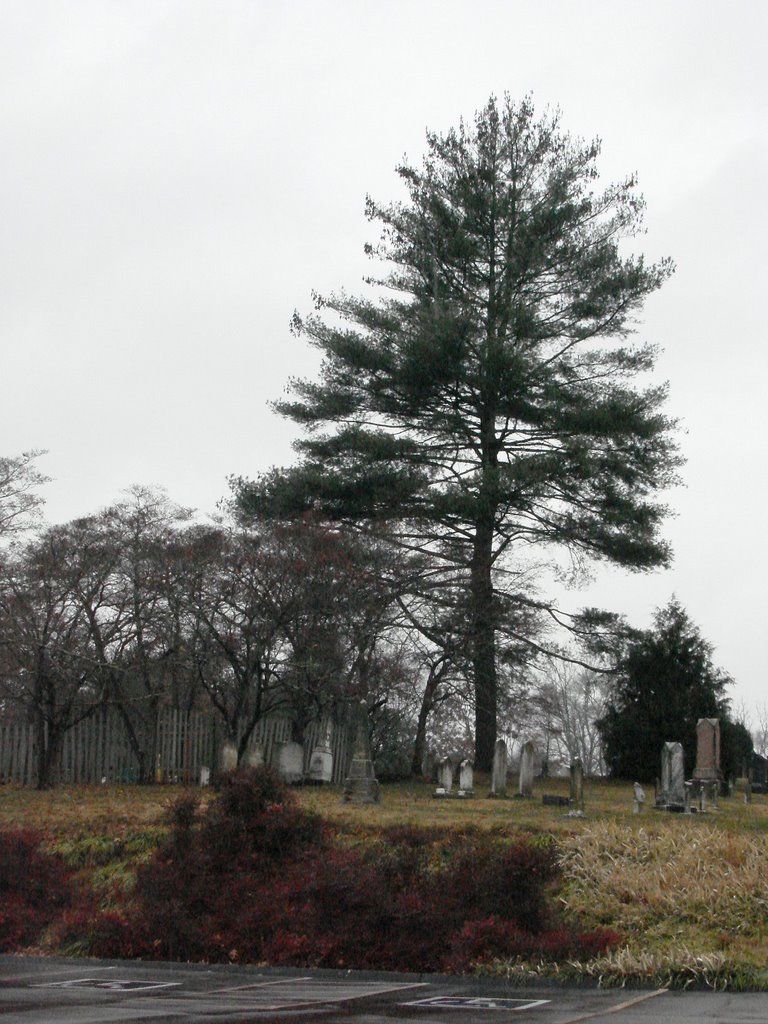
[31, 979, 181, 992]
[237, 979, 429, 1010]
[403, 995, 551, 1011]
[557, 988, 670, 1023]
[209, 975, 313, 993]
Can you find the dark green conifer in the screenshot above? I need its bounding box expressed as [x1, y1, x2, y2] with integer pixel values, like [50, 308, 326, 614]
[597, 598, 742, 781]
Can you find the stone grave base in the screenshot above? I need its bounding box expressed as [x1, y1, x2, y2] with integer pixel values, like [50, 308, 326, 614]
[542, 794, 570, 807]
[653, 801, 686, 813]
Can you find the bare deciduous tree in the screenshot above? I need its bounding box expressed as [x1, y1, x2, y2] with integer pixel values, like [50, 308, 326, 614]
[0, 451, 49, 541]
[529, 655, 611, 776]
[0, 533, 105, 788]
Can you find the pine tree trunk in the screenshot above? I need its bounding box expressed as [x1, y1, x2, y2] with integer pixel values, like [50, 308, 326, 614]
[471, 511, 497, 773]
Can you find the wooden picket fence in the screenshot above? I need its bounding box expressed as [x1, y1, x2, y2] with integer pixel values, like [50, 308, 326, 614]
[0, 708, 352, 787]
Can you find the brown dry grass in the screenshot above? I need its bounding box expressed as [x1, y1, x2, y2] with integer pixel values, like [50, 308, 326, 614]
[3, 773, 767, 837]
[0, 783, 206, 840]
[560, 820, 768, 933]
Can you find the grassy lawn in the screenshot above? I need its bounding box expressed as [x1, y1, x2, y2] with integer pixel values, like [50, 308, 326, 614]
[3, 774, 768, 987]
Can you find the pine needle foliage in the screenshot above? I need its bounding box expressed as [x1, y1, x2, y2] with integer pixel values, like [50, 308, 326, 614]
[234, 95, 681, 769]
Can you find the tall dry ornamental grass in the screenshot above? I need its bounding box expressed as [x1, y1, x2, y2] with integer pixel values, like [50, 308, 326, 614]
[558, 821, 768, 936]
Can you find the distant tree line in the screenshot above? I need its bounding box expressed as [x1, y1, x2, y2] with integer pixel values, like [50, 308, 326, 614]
[0, 456, 750, 790]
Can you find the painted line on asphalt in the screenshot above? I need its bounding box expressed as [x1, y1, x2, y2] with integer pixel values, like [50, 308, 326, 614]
[209, 976, 313, 993]
[246, 980, 429, 1011]
[31, 978, 182, 992]
[404, 995, 550, 1011]
[557, 988, 669, 1023]
[1, 965, 118, 983]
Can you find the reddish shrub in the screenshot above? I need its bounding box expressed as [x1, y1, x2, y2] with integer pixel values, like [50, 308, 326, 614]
[89, 910, 164, 961]
[165, 793, 199, 837]
[0, 894, 47, 952]
[212, 766, 290, 816]
[444, 916, 533, 970]
[432, 836, 558, 934]
[0, 830, 76, 952]
[86, 783, 618, 973]
[536, 926, 623, 961]
[261, 929, 315, 965]
[91, 768, 324, 962]
[199, 768, 324, 871]
[444, 917, 623, 972]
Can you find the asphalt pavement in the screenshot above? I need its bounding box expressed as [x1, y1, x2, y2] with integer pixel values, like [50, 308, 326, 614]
[2, 955, 768, 1024]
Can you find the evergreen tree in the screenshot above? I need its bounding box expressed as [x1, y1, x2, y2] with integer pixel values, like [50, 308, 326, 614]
[597, 598, 737, 781]
[234, 96, 680, 770]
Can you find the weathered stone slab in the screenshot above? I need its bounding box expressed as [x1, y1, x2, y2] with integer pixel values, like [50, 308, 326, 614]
[276, 741, 304, 784]
[458, 759, 474, 797]
[693, 718, 721, 782]
[437, 756, 453, 794]
[567, 758, 585, 816]
[342, 700, 380, 804]
[220, 740, 238, 774]
[656, 741, 685, 808]
[542, 794, 569, 807]
[632, 781, 646, 813]
[245, 743, 264, 769]
[518, 740, 535, 799]
[489, 738, 508, 797]
[307, 729, 333, 782]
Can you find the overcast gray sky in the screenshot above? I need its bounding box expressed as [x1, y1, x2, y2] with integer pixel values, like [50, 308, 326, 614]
[2, 1, 766, 714]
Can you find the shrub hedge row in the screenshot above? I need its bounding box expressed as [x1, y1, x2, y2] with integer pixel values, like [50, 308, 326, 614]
[0, 769, 620, 971]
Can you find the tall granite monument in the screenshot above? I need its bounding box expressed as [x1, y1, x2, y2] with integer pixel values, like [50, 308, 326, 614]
[342, 700, 380, 804]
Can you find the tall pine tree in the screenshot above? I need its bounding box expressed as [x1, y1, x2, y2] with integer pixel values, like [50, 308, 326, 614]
[234, 96, 680, 770]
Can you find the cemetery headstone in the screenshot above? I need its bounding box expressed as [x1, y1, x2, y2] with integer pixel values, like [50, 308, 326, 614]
[567, 758, 585, 816]
[656, 741, 685, 809]
[518, 740, 535, 799]
[542, 794, 570, 807]
[489, 738, 508, 797]
[220, 740, 238, 774]
[693, 718, 721, 782]
[245, 743, 264, 769]
[690, 719, 722, 813]
[276, 740, 304, 784]
[632, 781, 646, 813]
[435, 756, 453, 796]
[307, 724, 333, 783]
[342, 700, 381, 804]
[683, 780, 692, 814]
[458, 759, 474, 797]
[698, 779, 718, 812]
